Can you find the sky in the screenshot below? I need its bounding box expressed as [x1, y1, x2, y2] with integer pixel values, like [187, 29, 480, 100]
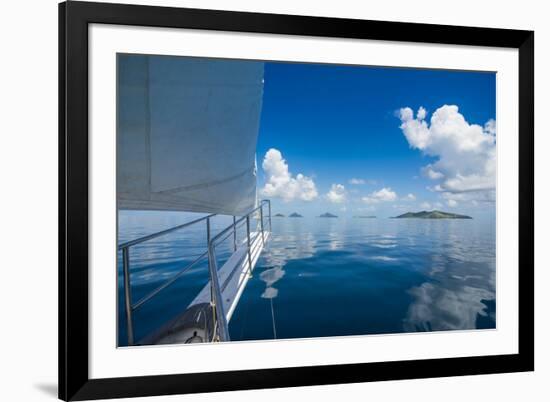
[256, 62, 496, 218]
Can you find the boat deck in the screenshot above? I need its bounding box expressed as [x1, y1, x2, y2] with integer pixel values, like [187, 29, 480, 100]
[120, 200, 272, 346]
[143, 230, 270, 344]
[191, 230, 269, 320]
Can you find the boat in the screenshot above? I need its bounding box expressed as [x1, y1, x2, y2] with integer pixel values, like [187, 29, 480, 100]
[117, 55, 271, 346]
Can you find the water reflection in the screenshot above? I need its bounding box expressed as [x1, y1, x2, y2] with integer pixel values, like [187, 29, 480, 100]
[404, 282, 494, 331]
[260, 268, 285, 299]
[259, 226, 317, 299]
[119, 212, 496, 342]
[327, 228, 345, 251]
[402, 219, 496, 331]
[248, 216, 496, 336]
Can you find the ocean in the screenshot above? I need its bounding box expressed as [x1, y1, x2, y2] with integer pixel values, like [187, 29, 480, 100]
[117, 212, 496, 346]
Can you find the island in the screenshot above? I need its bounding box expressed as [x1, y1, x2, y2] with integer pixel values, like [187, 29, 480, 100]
[393, 210, 472, 219]
[319, 212, 338, 218]
[289, 212, 303, 218]
[354, 215, 377, 219]
[274, 213, 285, 217]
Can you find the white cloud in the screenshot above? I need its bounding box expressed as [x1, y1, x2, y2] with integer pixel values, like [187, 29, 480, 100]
[422, 165, 445, 180]
[420, 202, 431, 210]
[349, 178, 376, 185]
[326, 183, 347, 204]
[441, 190, 495, 205]
[399, 105, 496, 203]
[399, 107, 431, 149]
[261, 148, 318, 202]
[447, 199, 458, 207]
[417, 106, 427, 120]
[362, 187, 397, 204]
[403, 193, 416, 201]
[419, 201, 443, 210]
[484, 119, 496, 136]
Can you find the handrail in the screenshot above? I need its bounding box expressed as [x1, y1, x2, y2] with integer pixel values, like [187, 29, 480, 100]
[209, 200, 269, 246]
[132, 250, 208, 311]
[120, 200, 271, 345]
[206, 200, 271, 341]
[120, 213, 216, 345]
[118, 213, 216, 250]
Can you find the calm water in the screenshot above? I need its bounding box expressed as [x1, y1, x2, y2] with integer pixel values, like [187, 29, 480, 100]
[117, 213, 496, 346]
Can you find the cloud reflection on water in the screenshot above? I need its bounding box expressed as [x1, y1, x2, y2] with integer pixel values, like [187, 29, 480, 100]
[262, 217, 496, 332]
[402, 222, 495, 332]
[259, 230, 317, 299]
[119, 212, 496, 339]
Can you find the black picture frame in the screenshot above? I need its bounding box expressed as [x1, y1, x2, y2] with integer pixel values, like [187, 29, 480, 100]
[59, 1, 534, 400]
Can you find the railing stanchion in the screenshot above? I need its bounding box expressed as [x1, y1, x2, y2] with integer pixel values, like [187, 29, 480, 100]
[207, 244, 230, 341]
[206, 216, 211, 247]
[233, 216, 237, 252]
[259, 205, 265, 246]
[206, 216, 214, 320]
[122, 247, 135, 346]
[268, 200, 272, 232]
[246, 216, 253, 276]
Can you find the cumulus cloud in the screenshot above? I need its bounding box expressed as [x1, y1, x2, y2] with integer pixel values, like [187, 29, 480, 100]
[484, 119, 496, 136]
[422, 165, 445, 180]
[349, 178, 365, 185]
[441, 190, 495, 206]
[362, 187, 397, 204]
[348, 178, 376, 185]
[420, 201, 431, 210]
[403, 193, 416, 201]
[326, 184, 347, 204]
[417, 106, 427, 120]
[261, 148, 318, 202]
[398, 105, 496, 203]
[420, 201, 443, 210]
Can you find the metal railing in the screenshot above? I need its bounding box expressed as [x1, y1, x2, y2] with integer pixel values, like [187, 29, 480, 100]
[118, 200, 271, 346]
[205, 200, 272, 341]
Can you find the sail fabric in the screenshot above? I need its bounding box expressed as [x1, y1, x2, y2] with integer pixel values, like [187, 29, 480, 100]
[117, 55, 264, 216]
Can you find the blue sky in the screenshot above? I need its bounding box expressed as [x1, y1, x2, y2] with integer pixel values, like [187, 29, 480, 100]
[256, 62, 496, 218]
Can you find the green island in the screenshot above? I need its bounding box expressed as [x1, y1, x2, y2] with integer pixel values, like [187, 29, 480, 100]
[393, 210, 472, 219]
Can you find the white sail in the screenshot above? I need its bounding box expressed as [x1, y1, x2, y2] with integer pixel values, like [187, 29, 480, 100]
[117, 55, 264, 216]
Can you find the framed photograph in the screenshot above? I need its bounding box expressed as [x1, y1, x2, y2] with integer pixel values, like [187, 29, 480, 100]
[59, 1, 534, 400]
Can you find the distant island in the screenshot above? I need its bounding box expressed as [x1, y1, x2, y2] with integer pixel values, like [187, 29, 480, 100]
[274, 213, 285, 217]
[393, 210, 472, 219]
[289, 212, 303, 218]
[319, 212, 338, 218]
[354, 215, 377, 219]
